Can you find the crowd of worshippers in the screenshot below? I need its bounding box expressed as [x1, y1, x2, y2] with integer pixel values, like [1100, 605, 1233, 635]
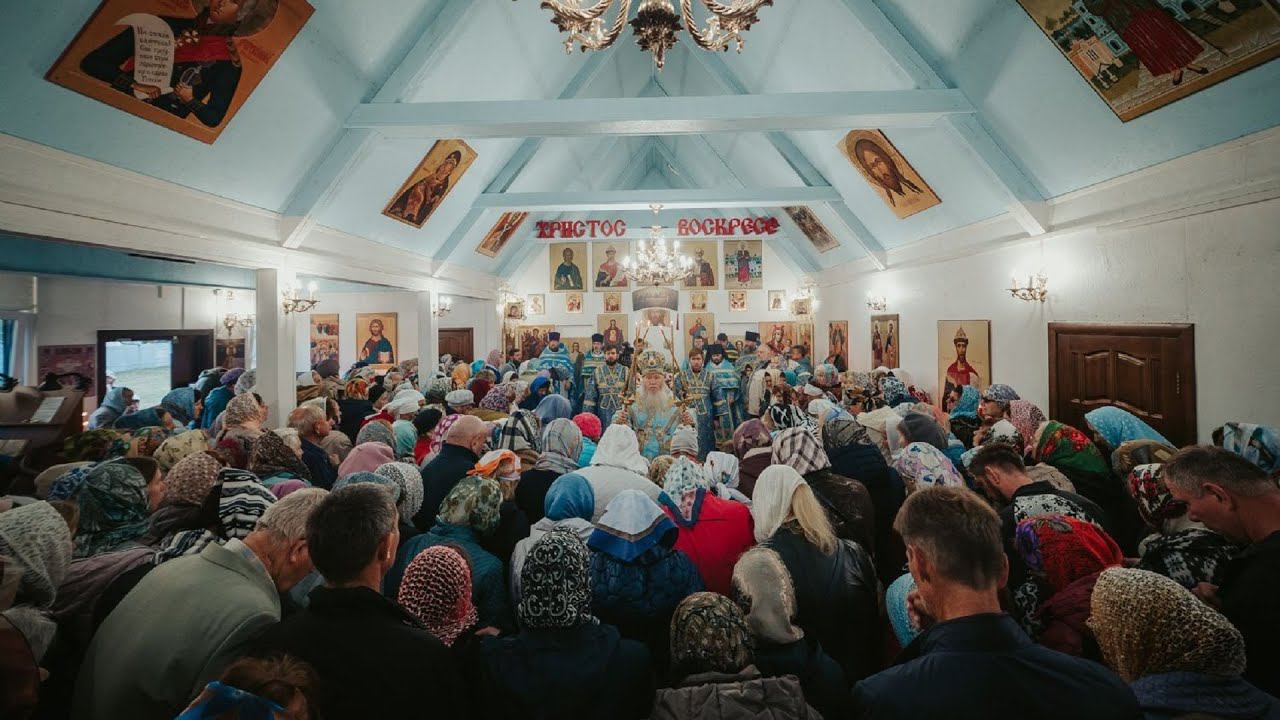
[2, 345, 1279, 720]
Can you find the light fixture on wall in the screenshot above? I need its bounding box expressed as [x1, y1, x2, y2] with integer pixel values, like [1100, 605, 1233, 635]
[281, 281, 319, 315]
[866, 293, 888, 312]
[434, 295, 454, 318]
[788, 279, 819, 317]
[221, 313, 254, 338]
[1009, 270, 1049, 303]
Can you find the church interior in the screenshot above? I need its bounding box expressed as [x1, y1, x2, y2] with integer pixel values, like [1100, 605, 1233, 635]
[1, 0, 1279, 717]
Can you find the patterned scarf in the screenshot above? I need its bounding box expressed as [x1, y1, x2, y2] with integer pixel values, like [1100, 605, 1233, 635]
[479, 384, 515, 413]
[125, 427, 170, 458]
[250, 430, 312, 482]
[0, 502, 72, 608]
[880, 377, 909, 408]
[436, 476, 502, 534]
[223, 393, 261, 427]
[164, 452, 224, 506]
[661, 457, 709, 523]
[1216, 422, 1280, 474]
[375, 462, 425, 524]
[497, 410, 541, 455]
[425, 414, 461, 458]
[730, 547, 803, 645]
[159, 388, 198, 426]
[517, 528, 597, 629]
[157, 471, 275, 563]
[771, 427, 831, 476]
[1111, 439, 1177, 478]
[1035, 421, 1109, 475]
[72, 460, 152, 558]
[948, 385, 980, 420]
[356, 421, 397, 454]
[64, 429, 125, 462]
[1085, 406, 1171, 450]
[821, 417, 871, 452]
[1126, 464, 1187, 527]
[398, 546, 478, 646]
[732, 419, 772, 459]
[532, 418, 582, 476]
[1008, 400, 1047, 456]
[893, 442, 965, 493]
[1015, 513, 1122, 594]
[670, 592, 753, 676]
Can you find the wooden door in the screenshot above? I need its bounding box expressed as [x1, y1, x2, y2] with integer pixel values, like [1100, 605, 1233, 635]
[1048, 323, 1196, 446]
[438, 328, 474, 365]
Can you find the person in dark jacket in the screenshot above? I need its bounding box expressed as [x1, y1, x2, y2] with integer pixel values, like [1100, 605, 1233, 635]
[822, 417, 907, 583]
[731, 547, 850, 719]
[515, 418, 582, 524]
[416, 415, 489, 530]
[652, 592, 821, 720]
[588, 490, 704, 676]
[250, 485, 469, 719]
[751, 465, 879, 683]
[852, 486, 1138, 720]
[1089, 566, 1280, 720]
[337, 377, 375, 442]
[1165, 446, 1280, 697]
[772, 427, 876, 554]
[478, 528, 654, 720]
[288, 405, 337, 490]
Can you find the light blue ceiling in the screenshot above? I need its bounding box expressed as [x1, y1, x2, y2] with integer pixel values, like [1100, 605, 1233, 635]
[0, 0, 1276, 278]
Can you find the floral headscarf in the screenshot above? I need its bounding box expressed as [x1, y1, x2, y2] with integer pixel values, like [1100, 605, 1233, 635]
[344, 377, 370, 400]
[479, 385, 515, 413]
[71, 460, 152, 558]
[1034, 421, 1109, 475]
[1215, 422, 1280, 474]
[426, 414, 461, 458]
[1126, 463, 1187, 528]
[670, 592, 753, 676]
[982, 383, 1020, 405]
[893, 442, 964, 492]
[375, 462, 424, 525]
[880, 377, 909, 407]
[518, 528, 597, 630]
[532, 418, 582, 477]
[424, 378, 453, 405]
[63, 429, 124, 462]
[356, 420, 397, 453]
[1008, 400, 1047, 455]
[771, 426, 831, 476]
[436, 476, 502, 534]
[661, 457, 709, 524]
[398, 546, 477, 646]
[125, 427, 170, 458]
[250, 430, 311, 482]
[1015, 513, 1123, 594]
[1084, 406, 1171, 450]
[0, 501, 73, 608]
[163, 452, 224, 506]
[732, 419, 772, 459]
[233, 369, 257, 395]
[948, 385, 980, 420]
[1089, 567, 1246, 682]
[222, 393, 261, 428]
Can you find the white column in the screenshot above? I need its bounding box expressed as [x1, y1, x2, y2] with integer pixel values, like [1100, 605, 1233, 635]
[417, 290, 439, 375]
[254, 269, 298, 427]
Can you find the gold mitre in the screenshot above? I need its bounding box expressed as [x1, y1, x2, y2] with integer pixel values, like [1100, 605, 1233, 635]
[636, 349, 667, 376]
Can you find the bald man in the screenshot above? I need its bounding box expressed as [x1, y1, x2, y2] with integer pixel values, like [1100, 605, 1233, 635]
[414, 415, 490, 530]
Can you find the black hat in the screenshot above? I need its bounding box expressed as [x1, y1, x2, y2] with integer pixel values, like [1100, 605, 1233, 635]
[591, 333, 604, 343]
[707, 344, 725, 357]
[745, 331, 760, 342]
[548, 332, 561, 341]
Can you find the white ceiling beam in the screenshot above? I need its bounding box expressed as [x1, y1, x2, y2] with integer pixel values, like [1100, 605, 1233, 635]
[278, 0, 475, 249]
[475, 187, 844, 212]
[836, 0, 1048, 235]
[345, 90, 974, 137]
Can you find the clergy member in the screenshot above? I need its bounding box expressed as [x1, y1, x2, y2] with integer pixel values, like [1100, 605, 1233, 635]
[583, 344, 629, 427]
[706, 344, 744, 447]
[674, 347, 717, 458]
[538, 332, 575, 395]
[616, 349, 692, 460]
[573, 333, 607, 413]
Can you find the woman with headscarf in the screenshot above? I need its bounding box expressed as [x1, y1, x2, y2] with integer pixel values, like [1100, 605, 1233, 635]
[897, 410, 949, 453]
[386, 476, 512, 632]
[1034, 420, 1143, 554]
[702, 451, 748, 504]
[157, 387, 202, 430]
[519, 376, 551, 412]
[1089, 567, 1280, 719]
[1007, 399, 1047, 458]
[337, 378, 374, 441]
[772, 427, 875, 553]
[88, 387, 132, 430]
[153, 469, 276, 564]
[730, 547, 849, 720]
[67, 460, 155, 558]
[1014, 513, 1124, 658]
[533, 394, 572, 427]
[655, 457, 755, 595]
[751, 465, 878, 682]
[451, 363, 471, 392]
[0, 501, 74, 610]
[480, 529, 654, 720]
[1126, 464, 1238, 589]
[465, 449, 532, 569]
[336, 441, 396, 478]
[477, 384, 515, 418]
[573, 412, 602, 467]
[390, 420, 417, 462]
[1084, 406, 1172, 458]
[355, 420, 397, 455]
[397, 546, 483, 650]
[515, 418, 582, 524]
[420, 413, 461, 467]
[821, 417, 905, 584]
[572, 424, 657, 521]
[589, 490, 703, 674]
[215, 393, 264, 469]
[732, 420, 774, 498]
[374, 462, 425, 547]
[411, 409, 443, 465]
[947, 385, 982, 448]
[248, 429, 312, 488]
[892, 442, 965, 494]
[200, 370, 241, 429]
[112, 407, 176, 433]
[853, 404, 900, 463]
[494, 410, 542, 470]
[1214, 422, 1280, 475]
[510, 473, 596, 605]
[652, 592, 819, 720]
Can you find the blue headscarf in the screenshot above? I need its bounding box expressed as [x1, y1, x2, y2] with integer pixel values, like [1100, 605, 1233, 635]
[177, 681, 284, 720]
[1085, 406, 1171, 450]
[533, 393, 573, 425]
[521, 376, 551, 411]
[100, 387, 129, 415]
[160, 387, 198, 426]
[112, 407, 166, 431]
[782, 370, 798, 386]
[544, 473, 594, 522]
[886, 573, 920, 648]
[948, 385, 980, 420]
[392, 419, 418, 458]
[880, 377, 910, 408]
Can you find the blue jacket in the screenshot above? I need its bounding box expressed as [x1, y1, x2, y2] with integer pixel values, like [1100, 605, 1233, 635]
[852, 613, 1138, 720]
[200, 385, 232, 429]
[1131, 671, 1280, 720]
[589, 543, 702, 673]
[386, 522, 513, 632]
[300, 438, 337, 490]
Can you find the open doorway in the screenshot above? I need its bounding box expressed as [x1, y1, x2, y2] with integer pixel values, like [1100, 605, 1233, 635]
[96, 330, 215, 407]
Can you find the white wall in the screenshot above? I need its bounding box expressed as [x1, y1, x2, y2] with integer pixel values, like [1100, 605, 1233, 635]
[509, 240, 808, 356]
[815, 198, 1280, 443]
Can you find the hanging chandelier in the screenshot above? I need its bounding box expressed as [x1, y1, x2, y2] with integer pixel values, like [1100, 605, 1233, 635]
[622, 204, 695, 285]
[533, 0, 775, 70]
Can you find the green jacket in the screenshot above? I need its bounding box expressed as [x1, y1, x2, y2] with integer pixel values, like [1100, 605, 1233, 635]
[74, 541, 281, 719]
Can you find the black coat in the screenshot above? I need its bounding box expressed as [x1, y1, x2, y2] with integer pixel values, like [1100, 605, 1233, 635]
[827, 443, 906, 584]
[337, 399, 373, 442]
[300, 438, 337, 490]
[476, 623, 654, 720]
[515, 468, 561, 525]
[764, 527, 879, 683]
[250, 586, 468, 719]
[754, 635, 851, 719]
[852, 614, 1138, 720]
[1219, 530, 1280, 697]
[416, 444, 481, 531]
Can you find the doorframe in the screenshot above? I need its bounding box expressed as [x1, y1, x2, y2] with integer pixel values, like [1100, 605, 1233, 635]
[438, 327, 475, 364]
[96, 329, 215, 403]
[1047, 322, 1196, 439]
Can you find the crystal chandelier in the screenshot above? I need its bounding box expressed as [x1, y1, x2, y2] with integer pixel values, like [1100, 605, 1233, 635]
[622, 204, 694, 286]
[533, 0, 775, 70]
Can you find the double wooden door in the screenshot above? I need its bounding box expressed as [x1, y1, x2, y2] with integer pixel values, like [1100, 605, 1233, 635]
[1048, 323, 1196, 446]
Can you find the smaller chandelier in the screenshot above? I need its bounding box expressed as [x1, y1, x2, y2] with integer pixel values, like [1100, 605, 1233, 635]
[222, 313, 255, 337]
[281, 281, 319, 315]
[434, 295, 454, 318]
[622, 204, 694, 286]
[866, 294, 888, 312]
[1009, 270, 1048, 303]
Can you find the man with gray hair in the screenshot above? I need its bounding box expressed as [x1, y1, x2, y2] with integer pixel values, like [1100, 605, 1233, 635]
[74, 488, 327, 719]
[250, 484, 468, 717]
[289, 404, 337, 489]
[851, 486, 1136, 718]
[1165, 445, 1280, 695]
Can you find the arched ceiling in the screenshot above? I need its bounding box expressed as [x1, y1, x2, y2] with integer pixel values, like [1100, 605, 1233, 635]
[1, 0, 1276, 284]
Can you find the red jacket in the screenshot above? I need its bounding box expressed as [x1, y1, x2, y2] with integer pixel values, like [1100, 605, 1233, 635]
[661, 490, 755, 595]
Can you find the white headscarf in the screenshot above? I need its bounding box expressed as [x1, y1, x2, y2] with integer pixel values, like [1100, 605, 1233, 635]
[296, 371, 316, 387]
[590, 424, 650, 477]
[749, 465, 806, 544]
[704, 451, 740, 488]
[387, 390, 425, 417]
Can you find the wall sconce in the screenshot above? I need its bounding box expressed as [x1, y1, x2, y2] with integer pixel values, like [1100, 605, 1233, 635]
[434, 295, 453, 318]
[281, 281, 319, 314]
[222, 313, 255, 338]
[1009, 270, 1049, 303]
[866, 294, 888, 312]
